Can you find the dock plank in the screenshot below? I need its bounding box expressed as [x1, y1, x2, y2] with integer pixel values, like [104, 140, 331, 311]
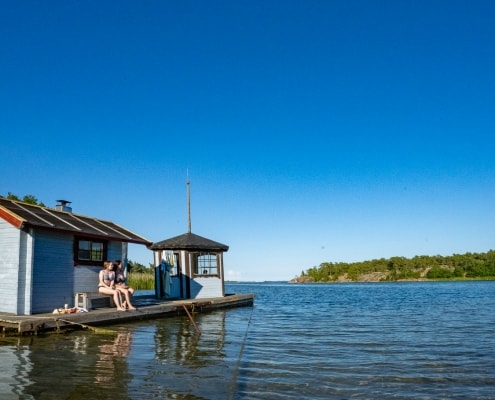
[0, 293, 255, 336]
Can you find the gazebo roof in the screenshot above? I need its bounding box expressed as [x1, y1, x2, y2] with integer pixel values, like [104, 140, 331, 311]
[149, 232, 229, 252]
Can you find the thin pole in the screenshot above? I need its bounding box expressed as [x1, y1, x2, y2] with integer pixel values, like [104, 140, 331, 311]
[187, 175, 191, 233]
[182, 304, 201, 335]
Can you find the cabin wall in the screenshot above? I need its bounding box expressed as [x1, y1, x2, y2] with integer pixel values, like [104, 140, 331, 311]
[185, 251, 224, 299]
[31, 230, 74, 313]
[181, 250, 190, 298]
[17, 228, 34, 314]
[29, 230, 127, 314]
[218, 252, 225, 295]
[0, 220, 23, 313]
[190, 276, 223, 298]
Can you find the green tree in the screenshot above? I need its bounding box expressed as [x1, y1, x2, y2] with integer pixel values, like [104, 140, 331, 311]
[426, 266, 453, 279]
[127, 260, 150, 273]
[299, 250, 495, 282]
[5, 192, 46, 207]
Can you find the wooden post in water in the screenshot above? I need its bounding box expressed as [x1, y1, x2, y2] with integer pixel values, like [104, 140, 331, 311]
[182, 304, 201, 335]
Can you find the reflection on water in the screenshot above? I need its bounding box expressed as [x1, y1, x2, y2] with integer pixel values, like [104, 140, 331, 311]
[127, 309, 246, 399]
[0, 341, 33, 399]
[0, 307, 250, 399]
[95, 332, 132, 386]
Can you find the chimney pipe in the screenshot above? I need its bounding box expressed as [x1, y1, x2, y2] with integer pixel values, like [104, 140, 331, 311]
[55, 200, 72, 213]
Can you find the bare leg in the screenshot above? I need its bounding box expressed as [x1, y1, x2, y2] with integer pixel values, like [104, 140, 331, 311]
[119, 288, 136, 310]
[99, 287, 125, 311]
[113, 291, 125, 310]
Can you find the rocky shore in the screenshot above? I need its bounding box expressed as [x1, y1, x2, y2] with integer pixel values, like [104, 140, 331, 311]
[289, 271, 432, 283]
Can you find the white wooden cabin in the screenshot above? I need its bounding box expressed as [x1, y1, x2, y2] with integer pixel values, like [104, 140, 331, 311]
[0, 198, 151, 315]
[150, 232, 229, 300]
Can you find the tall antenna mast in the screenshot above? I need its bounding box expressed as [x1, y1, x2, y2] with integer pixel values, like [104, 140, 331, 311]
[187, 171, 191, 233]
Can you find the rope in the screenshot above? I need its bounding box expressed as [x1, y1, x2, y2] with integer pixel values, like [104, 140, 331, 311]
[227, 305, 254, 400]
[55, 318, 117, 335]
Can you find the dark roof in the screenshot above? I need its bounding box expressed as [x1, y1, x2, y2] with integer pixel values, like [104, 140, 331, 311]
[149, 232, 229, 252]
[0, 198, 152, 246]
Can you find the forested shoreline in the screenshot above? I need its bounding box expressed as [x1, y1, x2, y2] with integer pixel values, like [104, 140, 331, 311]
[292, 250, 495, 283]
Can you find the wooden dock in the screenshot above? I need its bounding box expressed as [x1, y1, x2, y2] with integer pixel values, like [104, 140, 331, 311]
[0, 293, 255, 336]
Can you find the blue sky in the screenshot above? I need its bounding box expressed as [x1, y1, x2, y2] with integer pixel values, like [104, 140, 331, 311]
[2, 1, 494, 281]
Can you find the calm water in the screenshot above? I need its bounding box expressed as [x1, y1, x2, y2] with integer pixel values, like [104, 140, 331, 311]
[0, 281, 494, 399]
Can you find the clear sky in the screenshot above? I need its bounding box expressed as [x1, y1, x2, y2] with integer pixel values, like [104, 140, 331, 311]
[1, 1, 494, 281]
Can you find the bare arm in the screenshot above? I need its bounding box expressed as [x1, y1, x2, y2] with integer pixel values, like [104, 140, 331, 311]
[109, 271, 116, 288]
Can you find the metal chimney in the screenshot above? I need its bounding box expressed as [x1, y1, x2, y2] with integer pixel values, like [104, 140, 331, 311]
[55, 200, 72, 213]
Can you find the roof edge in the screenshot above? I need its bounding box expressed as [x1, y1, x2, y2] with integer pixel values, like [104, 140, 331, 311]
[0, 205, 25, 229]
[149, 232, 229, 251]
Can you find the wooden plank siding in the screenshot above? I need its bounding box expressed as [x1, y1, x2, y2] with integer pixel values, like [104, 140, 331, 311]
[0, 220, 22, 314]
[18, 227, 34, 315]
[31, 230, 74, 313]
[191, 277, 223, 299]
[30, 231, 130, 313]
[184, 251, 225, 299]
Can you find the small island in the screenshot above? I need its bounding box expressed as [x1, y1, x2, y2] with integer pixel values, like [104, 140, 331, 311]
[291, 250, 495, 283]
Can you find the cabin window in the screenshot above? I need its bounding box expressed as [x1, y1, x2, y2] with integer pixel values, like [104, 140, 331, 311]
[74, 237, 108, 266]
[194, 252, 218, 276]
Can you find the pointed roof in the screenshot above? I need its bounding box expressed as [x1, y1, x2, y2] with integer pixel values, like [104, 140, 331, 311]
[0, 197, 152, 246]
[149, 232, 229, 252]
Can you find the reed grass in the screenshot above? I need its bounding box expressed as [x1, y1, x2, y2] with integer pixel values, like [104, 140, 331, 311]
[128, 271, 155, 290]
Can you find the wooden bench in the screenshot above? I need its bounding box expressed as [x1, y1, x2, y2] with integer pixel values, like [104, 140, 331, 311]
[75, 292, 116, 310]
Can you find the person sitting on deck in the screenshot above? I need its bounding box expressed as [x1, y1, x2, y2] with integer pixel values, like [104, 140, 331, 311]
[98, 261, 126, 311]
[114, 260, 137, 311]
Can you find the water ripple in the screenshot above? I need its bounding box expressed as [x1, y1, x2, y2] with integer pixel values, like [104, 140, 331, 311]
[231, 281, 495, 400]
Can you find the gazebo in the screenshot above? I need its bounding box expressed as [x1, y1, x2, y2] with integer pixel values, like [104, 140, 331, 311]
[149, 232, 229, 299]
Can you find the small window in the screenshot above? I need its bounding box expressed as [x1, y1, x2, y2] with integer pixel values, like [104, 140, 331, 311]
[74, 237, 108, 266]
[194, 252, 218, 276]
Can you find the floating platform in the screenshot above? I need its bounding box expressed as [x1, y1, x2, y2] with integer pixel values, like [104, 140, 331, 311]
[0, 293, 255, 336]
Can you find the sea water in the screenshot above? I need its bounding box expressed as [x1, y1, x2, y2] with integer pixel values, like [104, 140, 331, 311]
[0, 281, 493, 399]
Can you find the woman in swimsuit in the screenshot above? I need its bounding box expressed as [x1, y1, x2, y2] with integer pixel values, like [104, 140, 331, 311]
[114, 260, 136, 310]
[98, 261, 126, 311]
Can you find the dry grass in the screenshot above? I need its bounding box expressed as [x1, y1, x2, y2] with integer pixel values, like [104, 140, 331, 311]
[128, 271, 155, 290]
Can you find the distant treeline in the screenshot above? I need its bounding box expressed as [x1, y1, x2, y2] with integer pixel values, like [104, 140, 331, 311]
[299, 250, 495, 282]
